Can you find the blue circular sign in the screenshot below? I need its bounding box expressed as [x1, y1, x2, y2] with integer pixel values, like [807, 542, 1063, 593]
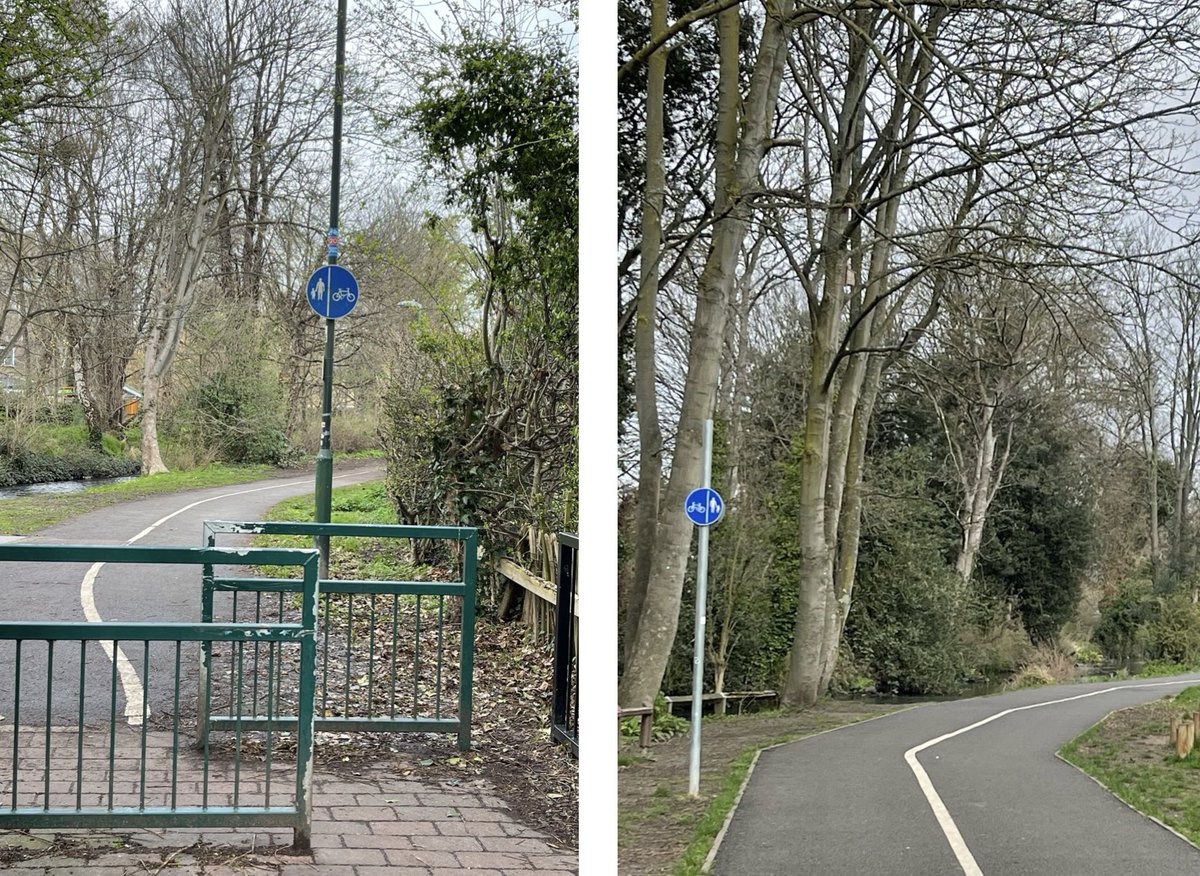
[684, 487, 724, 526]
[306, 265, 359, 319]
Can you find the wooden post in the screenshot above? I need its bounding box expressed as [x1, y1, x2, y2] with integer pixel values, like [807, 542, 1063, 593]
[1171, 715, 1181, 746]
[1178, 719, 1194, 758]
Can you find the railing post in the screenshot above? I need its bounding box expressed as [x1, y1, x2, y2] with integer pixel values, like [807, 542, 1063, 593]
[552, 536, 576, 734]
[458, 531, 477, 752]
[196, 561, 214, 747]
[293, 552, 319, 850]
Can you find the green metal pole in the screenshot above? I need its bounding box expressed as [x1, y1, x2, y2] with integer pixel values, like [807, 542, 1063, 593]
[315, 0, 348, 578]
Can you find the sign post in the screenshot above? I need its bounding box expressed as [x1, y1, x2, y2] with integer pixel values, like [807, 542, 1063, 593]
[314, 0, 350, 579]
[686, 418, 724, 797]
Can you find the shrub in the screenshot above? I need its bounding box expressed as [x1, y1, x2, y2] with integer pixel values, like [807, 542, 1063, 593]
[0, 447, 139, 487]
[1007, 665, 1055, 689]
[1007, 643, 1077, 690]
[1093, 577, 1154, 660]
[172, 365, 292, 465]
[848, 544, 974, 695]
[1147, 595, 1200, 664]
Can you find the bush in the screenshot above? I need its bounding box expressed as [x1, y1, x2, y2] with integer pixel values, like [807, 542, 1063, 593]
[171, 365, 292, 465]
[1093, 577, 1155, 660]
[1007, 643, 1077, 689]
[619, 693, 689, 744]
[1007, 665, 1055, 689]
[0, 447, 140, 487]
[1147, 595, 1200, 664]
[848, 543, 975, 695]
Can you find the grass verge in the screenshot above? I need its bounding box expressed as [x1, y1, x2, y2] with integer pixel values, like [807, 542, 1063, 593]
[670, 735, 792, 876]
[0, 463, 279, 534]
[247, 480, 419, 581]
[618, 702, 903, 875]
[1060, 685, 1200, 845]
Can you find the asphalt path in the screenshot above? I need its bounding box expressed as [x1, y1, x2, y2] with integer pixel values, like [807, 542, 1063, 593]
[0, 463, 383, 728]
[711, 675, 1200, 875]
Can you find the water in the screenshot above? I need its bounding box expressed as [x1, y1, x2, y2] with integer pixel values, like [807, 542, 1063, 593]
[0, 476, 136, 499]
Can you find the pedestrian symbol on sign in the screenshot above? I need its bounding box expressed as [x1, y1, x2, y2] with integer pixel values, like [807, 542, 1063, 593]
[304, 265, 359, 319]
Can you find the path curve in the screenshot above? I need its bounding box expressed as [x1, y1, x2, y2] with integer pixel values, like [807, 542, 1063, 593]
[0, 463, 384, 726]
[710, 675, 1200, 875]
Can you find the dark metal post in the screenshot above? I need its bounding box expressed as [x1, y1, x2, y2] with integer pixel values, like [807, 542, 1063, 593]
[315, 0, 348, 578]
[551, 533, 578, 757]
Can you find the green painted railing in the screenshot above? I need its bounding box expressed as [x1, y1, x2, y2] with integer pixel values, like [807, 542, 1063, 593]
[200, 521, 477, 751]
[0, 543, 319, 849]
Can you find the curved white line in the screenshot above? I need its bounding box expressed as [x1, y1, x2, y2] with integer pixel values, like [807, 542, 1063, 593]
[84, 471, 368, 724]
[905, 679, 1200, 875]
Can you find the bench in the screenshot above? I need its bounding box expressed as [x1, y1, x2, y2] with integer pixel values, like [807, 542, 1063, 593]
[618, 706, 654, 748]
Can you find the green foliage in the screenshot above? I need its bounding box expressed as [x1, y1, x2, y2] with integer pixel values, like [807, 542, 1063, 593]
[171, 363, 293, 465]
[844, 443, 976, 694]
[851, 538, 974, 695]
[976, 412, 1096, 643]
[1093, 576, 1154, 660]
[380, 32, 578, 556]
[1147, 595, 1200, 664]
[0, 446, 139, 487]
[1138, 659, 1195, 678]
[267, 481, 395, 526]
[0, 420, 139, 487]
[0, 463, 274, 535]
[1093, 575, 1200, 666]
[619, 694, 688, 743]
[406, 33, 576, 249]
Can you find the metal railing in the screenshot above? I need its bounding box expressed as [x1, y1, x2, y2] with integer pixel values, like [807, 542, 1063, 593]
[551, 533, 578, 756]
[0, 543, 319, 848]
[200, 520, 477, 751]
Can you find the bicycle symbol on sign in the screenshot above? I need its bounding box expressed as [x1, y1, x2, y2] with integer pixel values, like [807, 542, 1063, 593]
[331, 288, 357, 303]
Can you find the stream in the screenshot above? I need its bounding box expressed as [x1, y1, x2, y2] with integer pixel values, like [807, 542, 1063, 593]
[0, 475, 136, 499]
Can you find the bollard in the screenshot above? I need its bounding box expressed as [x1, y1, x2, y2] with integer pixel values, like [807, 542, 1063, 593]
[1178, 719, 1195, 758]
[1172, 715, 1181, 746]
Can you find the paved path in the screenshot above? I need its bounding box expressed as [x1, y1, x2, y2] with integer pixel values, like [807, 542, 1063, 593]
[0, 724, 574, 875]
[0, 468, 579, 874]
[712, 675, 1200, 875]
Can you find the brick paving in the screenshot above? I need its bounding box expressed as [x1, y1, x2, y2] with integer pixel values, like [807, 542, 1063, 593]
[0, 725, 577, 874]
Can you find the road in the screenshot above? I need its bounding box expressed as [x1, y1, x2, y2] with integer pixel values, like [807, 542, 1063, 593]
[711, 675, 1200, 875]
[0, 463, 383, 728]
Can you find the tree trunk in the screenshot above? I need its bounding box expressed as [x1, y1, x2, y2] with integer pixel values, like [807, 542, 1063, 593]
[139, 362, 167, 475]
[781, 289, 840, 708]
[626, 0, 668, 665]
[619, 2, 794, 708]
[70, 341, 103, 449]
[955, 407, 998, 583]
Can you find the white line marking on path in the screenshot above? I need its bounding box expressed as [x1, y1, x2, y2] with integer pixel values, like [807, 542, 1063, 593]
[82, 473, 367, 725]
[905, 679, 1200, 875]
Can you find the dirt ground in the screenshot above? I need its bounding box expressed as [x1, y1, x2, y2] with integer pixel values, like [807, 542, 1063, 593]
[617, 701, 901, 875]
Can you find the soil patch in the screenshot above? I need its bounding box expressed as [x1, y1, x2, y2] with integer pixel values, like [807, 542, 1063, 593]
[618, 701, 902, 875]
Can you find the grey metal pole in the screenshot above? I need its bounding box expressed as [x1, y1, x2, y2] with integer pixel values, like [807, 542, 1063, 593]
[314, 0, 348, 579]
[688, 418, 714, 797]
